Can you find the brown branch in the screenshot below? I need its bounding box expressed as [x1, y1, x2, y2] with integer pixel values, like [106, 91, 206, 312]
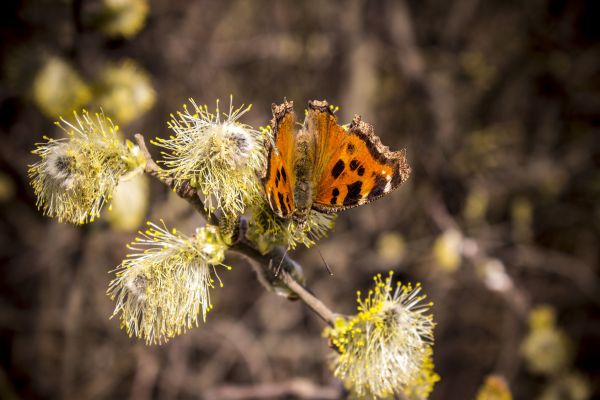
[229, 240, 337, 326]
[386, 0, 456, 144]
[280, 270, 337, 326]
[204, 379, 340, 400]
[427, 196, 530, 318]
[134, 133, 219, 225]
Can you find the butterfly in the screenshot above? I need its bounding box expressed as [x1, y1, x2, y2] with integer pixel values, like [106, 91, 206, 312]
[262, 99, 411, 222]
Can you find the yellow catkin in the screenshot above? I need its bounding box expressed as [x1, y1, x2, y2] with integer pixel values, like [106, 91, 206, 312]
[28, 110, 145, 224]
[108, 221, 230, 344]
[325, 272, 437, 399]
[156, 97, 267, 219]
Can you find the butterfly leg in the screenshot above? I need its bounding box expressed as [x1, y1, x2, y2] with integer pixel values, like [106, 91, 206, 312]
[274, 247, 289, 277]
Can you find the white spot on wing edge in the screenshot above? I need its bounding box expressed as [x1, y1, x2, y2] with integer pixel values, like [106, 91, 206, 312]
[384, 175, 392, 193]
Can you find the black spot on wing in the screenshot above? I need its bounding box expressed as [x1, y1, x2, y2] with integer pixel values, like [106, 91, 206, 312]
[331, 188, 340, 204]
[368, 174, 387, 200]
[332, 160, 345, 179]
[349, 159, 359, 171]
[278, 192, 289, 215]
[343, 181, 363, 205]
[347, 143, 355, 154]
[357, 166, 365, 176]
[280, 167, 287, 183]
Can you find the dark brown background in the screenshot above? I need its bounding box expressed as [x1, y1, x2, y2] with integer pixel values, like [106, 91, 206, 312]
[1, 0, 599, 399]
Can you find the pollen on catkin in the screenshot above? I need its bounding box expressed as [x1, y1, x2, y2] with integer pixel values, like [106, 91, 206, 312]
[404, 346, 441, 400]
[247, 200, 336, 252]
[108, 221, 231, 345]
[28, 110, 146, 224]
[156, 97, 267, 218]
[324, 272, 437, 399]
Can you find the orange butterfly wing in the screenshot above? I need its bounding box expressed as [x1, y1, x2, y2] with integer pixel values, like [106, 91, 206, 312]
[262, 101, 296, 218]
[307, 100, 411, 213]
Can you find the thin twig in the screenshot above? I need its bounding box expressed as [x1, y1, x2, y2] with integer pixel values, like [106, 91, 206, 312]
[134, 133, 219, 225]
[280, 271, 337, 326]
[427, 196, 530, 318]
[229, 240, 338, 326]
[204, 379, 340, 400]
[386, 0, 456, 144]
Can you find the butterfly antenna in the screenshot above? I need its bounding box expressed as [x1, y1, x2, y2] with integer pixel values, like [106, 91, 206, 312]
[317, 248, 334, 276]
[274, 246, 289, 277]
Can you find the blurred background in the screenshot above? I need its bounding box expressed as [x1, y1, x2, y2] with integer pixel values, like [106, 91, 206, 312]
[1, 0, 599, 399]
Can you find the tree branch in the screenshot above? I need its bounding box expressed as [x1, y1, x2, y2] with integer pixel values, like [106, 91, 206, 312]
[427, 196, 530, 318]
[134, 133, 219, 225]
[205, 379, 340, 400]
[229, 239, 337, 326]
[280, 270, 337, 326]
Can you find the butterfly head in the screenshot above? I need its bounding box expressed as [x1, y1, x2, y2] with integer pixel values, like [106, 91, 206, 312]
[291, 206, 311, 223]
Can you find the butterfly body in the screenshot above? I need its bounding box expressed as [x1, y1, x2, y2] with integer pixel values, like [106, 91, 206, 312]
[263, 100, 411, 222]
[291, 134, 314, 221]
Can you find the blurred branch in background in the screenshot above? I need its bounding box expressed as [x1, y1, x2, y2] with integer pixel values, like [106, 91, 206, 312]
[204, 379, 340, 400]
